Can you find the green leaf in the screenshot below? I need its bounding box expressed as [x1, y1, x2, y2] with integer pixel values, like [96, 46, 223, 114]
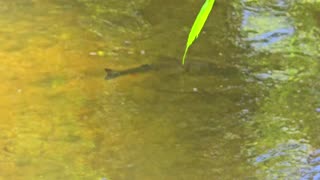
[182, 0, 215, 65]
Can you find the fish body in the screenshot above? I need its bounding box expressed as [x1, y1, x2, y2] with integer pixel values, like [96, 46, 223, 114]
[105, 57, 238, 80]
[105, 64, 153, 80]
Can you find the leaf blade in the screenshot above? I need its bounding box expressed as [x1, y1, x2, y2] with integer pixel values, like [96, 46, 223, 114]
[182, 0, 215, 64]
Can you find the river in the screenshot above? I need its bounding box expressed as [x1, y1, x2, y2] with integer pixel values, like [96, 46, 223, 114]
[1, 0, 320, 179]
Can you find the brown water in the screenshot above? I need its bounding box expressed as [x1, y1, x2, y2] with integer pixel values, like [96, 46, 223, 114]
[1, 0, 320, 179]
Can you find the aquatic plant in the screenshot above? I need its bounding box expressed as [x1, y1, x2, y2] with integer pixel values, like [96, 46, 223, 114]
[182, 0, 216, 64]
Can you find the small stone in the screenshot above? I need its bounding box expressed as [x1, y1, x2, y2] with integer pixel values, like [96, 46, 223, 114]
[127, 163, 134, 168]
[124, 40, 131, 45]
[281, 127, 289, 131]
[255, 73, 272, 80]
[224, 132, 241, 140]
[193, 88, 198, 92]
[242, 109, 249, 114]
[140, 50, 145, 55]
[316, 108, 320, 113]
[89, 52, 97, 56]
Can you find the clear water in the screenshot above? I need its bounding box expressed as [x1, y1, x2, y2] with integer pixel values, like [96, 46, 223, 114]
[1, 0, 320, 179]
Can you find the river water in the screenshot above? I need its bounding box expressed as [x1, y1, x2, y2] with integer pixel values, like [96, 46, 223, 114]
[1, 0, 320, 179]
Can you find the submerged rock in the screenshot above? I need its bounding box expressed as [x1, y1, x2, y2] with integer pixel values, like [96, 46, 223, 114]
[253, 68, 299, 82]
[255, 72, 272, 80]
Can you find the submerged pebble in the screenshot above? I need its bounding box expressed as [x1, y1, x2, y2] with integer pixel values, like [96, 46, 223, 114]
[255, 73, 272, 80]
[124, 40, 131, 45]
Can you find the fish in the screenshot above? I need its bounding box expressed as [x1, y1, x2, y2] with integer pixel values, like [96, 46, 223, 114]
[105, 57, 240, 80]
[105, 64, 154, 80]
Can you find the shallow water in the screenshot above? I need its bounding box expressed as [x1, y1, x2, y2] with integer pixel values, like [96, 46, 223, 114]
[1, 0, 320, 179]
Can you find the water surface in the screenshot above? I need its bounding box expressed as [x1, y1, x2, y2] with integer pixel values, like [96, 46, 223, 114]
[1, 0, 320, 179]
